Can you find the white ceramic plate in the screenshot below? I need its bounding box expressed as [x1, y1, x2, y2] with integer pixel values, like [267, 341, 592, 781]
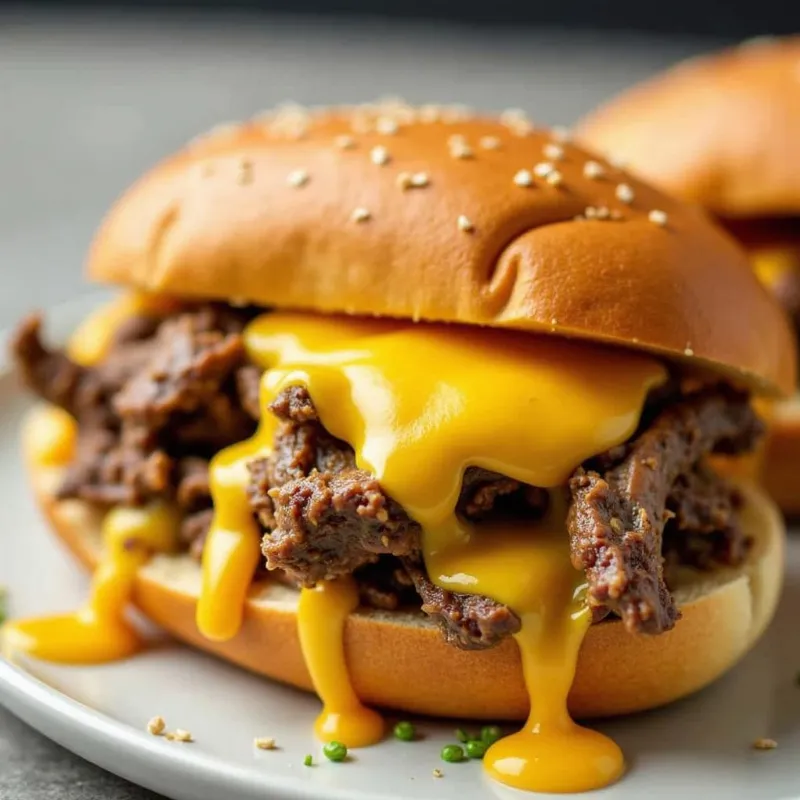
[0, 296, 799, 800]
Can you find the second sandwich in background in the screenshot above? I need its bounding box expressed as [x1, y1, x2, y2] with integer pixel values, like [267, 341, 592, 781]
[576, 37, 800, 514]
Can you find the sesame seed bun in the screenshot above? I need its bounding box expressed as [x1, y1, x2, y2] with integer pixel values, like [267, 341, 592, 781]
[27, 429, 785, 721]
[86, 102, 795, 396]
[575, 38, 800, 219]
[575, 43, 800, 509]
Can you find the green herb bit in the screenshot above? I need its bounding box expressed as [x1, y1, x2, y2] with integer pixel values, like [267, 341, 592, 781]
[393, 721, 416, 741]
[303, 754, 313, 767]
[323, 741, 348, 762]
[0, 587, 7, 625]
[465, 739, 487, 759]
[440, 744, 465, 763]
[455, 727, 470, 743]
[480, 725, 502, 745]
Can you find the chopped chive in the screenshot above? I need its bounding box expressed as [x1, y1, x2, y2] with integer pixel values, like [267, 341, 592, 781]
[323, 741, 348, 762]
[393, 721, 416, 741]
[441, 744, 465, 763]
[303, 754, 313, 767]
[480, 725, 502, 745]
[465, 739, 487, 759]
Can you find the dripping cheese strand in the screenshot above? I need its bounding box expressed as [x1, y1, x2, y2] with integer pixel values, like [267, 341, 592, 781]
[4, 493, 180, 663]
[298, 579, 384, 746]
[4, 405, 181, 663]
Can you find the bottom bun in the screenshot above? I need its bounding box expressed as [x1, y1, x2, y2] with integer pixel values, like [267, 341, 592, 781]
[29, 459, 784, 721]
[762, 394, 800, 516]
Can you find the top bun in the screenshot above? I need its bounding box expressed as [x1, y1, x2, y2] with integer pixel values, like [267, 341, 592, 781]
[576, 38, 800, 219]
[88, 100, 795, 396]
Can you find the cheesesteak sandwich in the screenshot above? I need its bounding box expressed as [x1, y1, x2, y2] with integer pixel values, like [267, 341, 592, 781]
[5, 101, 794, 794]
[576, 38, 800, 513]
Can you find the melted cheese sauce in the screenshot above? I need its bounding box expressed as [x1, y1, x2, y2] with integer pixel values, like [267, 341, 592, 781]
[750, 248, 799, 294]
[298, 579, 384, 746]
[203, 311, 665, 791]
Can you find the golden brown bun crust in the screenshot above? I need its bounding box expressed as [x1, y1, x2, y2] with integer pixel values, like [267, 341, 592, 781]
[87, 102, 795, 396]
[761, 395, 800, 515]
[29, 456, 785, 721]
[576, 38, 800, 219]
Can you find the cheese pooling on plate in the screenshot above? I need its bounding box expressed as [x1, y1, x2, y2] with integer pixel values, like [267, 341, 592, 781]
[199, 312, 666, 792]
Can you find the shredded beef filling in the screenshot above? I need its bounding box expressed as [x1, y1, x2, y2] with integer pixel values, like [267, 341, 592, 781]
[11, 304, 260, 545]
[12, 306, 762, 650]
[569, 387, 761, 634]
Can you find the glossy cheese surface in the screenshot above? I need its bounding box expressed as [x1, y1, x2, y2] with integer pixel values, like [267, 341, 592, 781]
[201, 311, 664, 791]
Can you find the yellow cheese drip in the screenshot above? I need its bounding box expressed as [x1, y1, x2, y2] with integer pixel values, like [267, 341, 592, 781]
[4, 492, 180, 663]
[200, 311, 665, 788]
[298, 579, 384, 746]
[427, 508, 623, 792]
[750, 248, 799, 294]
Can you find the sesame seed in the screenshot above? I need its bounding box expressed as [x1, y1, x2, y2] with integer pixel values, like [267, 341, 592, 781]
[147, 717, 166, 736]
[166, 729, 193, 743]
[615, 183, 635, 203]
[510, 120, 533, 136]
[596, 206, 610, 220]
[543, 143, 565, 161]
[585, 206, 598, 219]
[648, 209, 668, 226]
[254, 737, 276, 750]
[376, 117, 399, 135]
[551, 125, 571, 142]
[447, 133, 467, 147]
[457, 215, 475, 233]
[236, 159, 254, 185]
[433, 769, 444, 778]
[684, 346, 694, 357]
[583, 160, 605, 179]
[480, 136, 501, 150]
[335, 134, 356, 150]
[550, 317, 558, 326]
[513, 169, 534, 187]
[609, 154, 628, 169]
[411, 172, 430, 188]
[370, 146, 391, 166]
[351, 207, 371, 223]
[533, 162, 553, 178]
[396, 172, 413, 190]
[287, 169, 309, 188]
[753, 738, 778, 750]
[545, 170, 563, 187]
[450, 142, 474, 159]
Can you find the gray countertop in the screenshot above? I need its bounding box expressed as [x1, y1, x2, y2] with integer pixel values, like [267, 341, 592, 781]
[0, 10, 719, 798]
